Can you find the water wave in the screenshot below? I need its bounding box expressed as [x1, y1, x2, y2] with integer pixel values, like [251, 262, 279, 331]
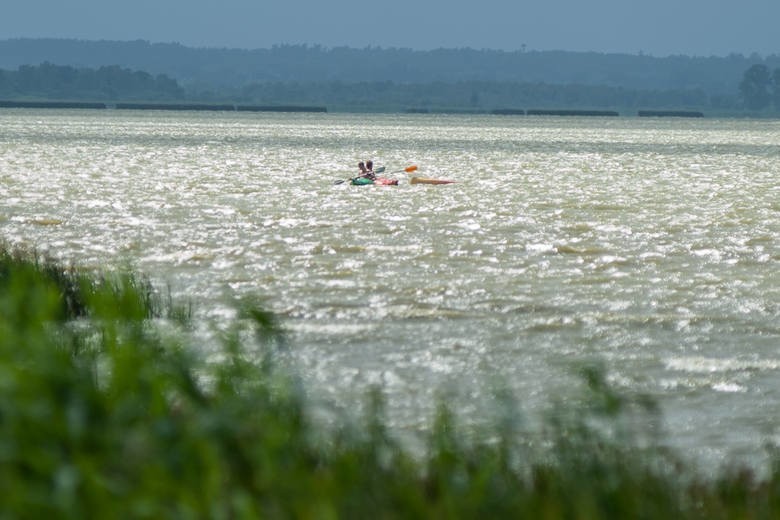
[1, 110, 778, 466]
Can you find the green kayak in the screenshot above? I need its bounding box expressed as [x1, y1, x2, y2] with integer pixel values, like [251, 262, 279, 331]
[350, 177, 399, 186]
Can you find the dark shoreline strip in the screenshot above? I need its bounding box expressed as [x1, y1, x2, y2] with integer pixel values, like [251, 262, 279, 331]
[237, 105, 327, 113]
[0, 100, 107, 109]
[638, 110, 704, 118]
[492, 109, 526, 115]
[527, 109, 619, 117]
[0, 100, 326, 113]
[115, 103, 236, 111]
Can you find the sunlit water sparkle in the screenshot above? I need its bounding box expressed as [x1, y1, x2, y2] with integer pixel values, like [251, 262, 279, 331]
[1, 109, 778, 469]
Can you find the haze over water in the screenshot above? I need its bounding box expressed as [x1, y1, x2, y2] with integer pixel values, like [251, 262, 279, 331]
[1, 109, 778, 468]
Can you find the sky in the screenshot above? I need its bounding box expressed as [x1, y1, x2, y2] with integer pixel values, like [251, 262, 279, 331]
[2, 0, 779, 57]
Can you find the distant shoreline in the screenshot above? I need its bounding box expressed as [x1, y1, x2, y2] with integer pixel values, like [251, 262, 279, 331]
[0, 100, 327, 113]
[0, 100, 712, 118]
[4, 38, 780, 117]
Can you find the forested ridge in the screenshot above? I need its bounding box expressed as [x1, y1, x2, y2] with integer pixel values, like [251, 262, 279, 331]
[1, 38, 779, 113]
[0, 63, 184, 101]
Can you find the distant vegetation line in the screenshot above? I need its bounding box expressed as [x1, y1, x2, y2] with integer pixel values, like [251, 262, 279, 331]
[2, 45, 780, 113]
[0, 62, 184, 102]
[3, 37, 780, 95]
[0, 62, 746, 114]
[227, 80, 722, 112]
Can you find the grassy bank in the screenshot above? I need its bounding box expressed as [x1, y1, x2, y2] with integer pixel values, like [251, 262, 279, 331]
[1, 244, 779, 517]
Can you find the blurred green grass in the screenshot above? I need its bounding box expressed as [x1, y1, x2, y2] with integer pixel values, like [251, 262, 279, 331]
[1, 244, 779, 518]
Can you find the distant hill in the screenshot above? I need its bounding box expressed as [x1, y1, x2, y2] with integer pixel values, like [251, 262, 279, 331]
[2, 38, 779, 96]
[0, 62, 184, 101]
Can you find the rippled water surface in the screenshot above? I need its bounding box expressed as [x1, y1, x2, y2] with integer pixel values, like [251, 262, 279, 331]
[1, 109, 778, 466]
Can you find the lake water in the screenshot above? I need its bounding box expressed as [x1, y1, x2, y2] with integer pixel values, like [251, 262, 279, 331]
[1, 109, 778, 469]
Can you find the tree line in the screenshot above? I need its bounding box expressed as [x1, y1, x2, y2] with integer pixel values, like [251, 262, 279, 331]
[3, 38, 780, 96]
[739, 64, 780, 110]
[0, 62, 184, 101]
[0, 61, 777, 114]
[221, 80, 719, 112]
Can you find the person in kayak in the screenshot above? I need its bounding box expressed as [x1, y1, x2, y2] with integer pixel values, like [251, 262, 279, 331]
[357, 160, 376, 180]
[365, 160, 376, 179]
[358, 161, 370, 178]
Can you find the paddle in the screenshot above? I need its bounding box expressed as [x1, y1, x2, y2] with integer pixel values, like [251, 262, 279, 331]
[391, 165, 418, 175]
[333, 166, 387, 185]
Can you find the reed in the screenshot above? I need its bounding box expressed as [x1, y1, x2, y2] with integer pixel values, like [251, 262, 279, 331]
[0, 244, 777, 518]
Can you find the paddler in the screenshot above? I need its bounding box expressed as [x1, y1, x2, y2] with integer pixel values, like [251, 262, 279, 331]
[365, 160, 376, 179]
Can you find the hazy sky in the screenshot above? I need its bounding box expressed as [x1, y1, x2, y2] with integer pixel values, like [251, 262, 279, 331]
[3, 0, 779, 57]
